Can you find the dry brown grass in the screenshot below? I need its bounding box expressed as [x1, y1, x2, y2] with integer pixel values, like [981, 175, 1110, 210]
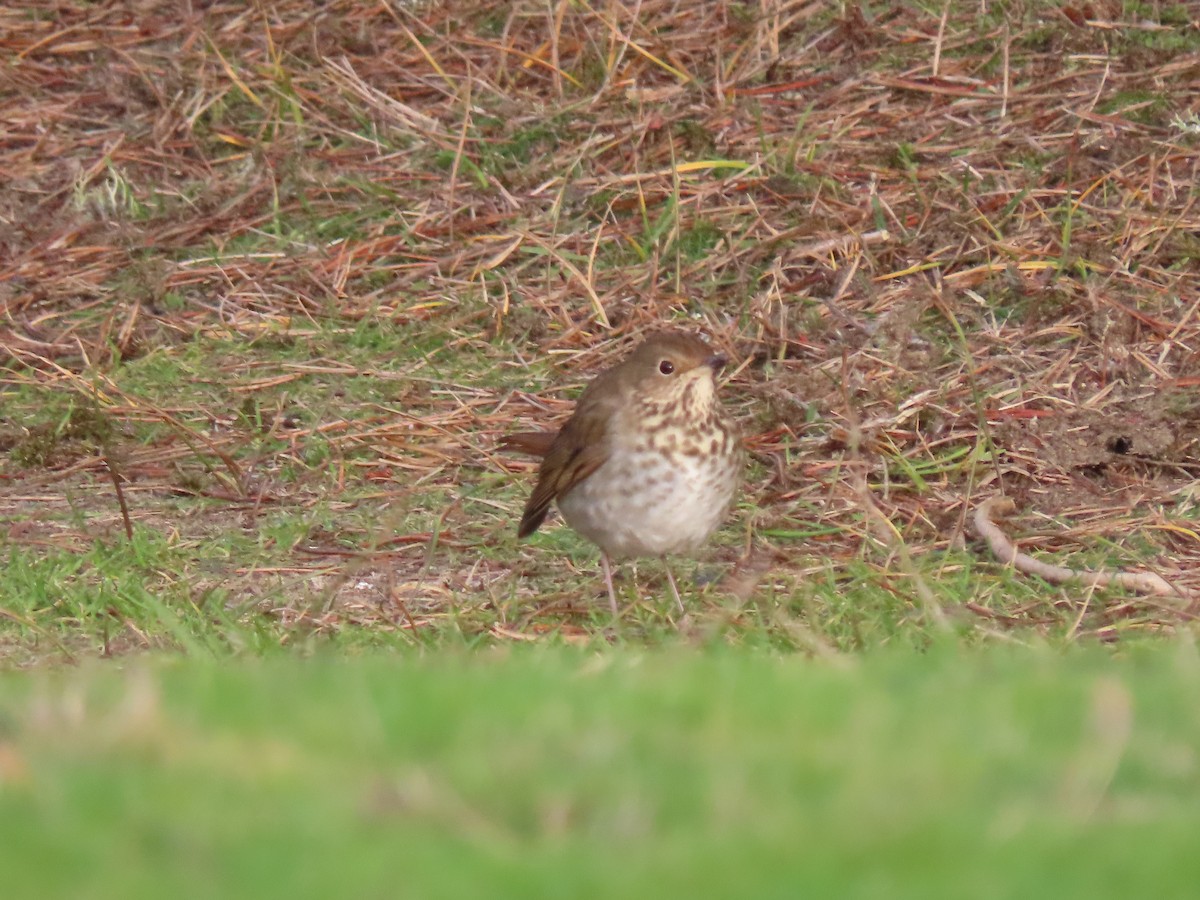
[2, 0, 1199, 653]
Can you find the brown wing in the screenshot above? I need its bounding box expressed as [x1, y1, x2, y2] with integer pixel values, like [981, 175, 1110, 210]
[517, 436, 608, 538]
[516, 369, 623, 538]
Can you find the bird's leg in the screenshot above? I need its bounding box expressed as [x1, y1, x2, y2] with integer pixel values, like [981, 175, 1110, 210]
[600, 552, 619, 618]
[662, 558, 685, 614]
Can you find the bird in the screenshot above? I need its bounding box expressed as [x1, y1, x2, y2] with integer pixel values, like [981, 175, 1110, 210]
[503, 330, 743, 617]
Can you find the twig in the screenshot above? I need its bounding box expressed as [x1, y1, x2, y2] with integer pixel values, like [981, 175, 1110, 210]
[104, 453, 134, 541]
[972, 497, 1188, 599]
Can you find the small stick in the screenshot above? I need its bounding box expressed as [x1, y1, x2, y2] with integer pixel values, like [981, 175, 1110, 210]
[972, 497, 1186, 598]
[105, 453, 134, 541]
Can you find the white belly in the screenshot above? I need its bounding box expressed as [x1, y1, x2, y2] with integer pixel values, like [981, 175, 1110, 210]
[556, 449, 738, 559]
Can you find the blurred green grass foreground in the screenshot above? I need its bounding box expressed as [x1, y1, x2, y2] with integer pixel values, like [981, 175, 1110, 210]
[2, 645, 1199, 898]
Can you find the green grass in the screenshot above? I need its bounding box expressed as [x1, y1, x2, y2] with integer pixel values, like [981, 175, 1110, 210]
[2, 645, 1199, 898]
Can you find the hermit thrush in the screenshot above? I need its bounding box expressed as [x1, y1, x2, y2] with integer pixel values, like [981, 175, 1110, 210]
[503, 330, 742, 616]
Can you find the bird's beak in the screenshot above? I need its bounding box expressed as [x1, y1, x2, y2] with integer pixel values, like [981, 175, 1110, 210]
[705, 353, 728, 372]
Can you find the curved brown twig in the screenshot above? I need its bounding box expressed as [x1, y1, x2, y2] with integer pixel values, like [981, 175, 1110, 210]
[972, 497, 1187, 598]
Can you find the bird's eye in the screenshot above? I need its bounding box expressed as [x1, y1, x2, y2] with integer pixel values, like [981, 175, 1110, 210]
[658, 360, 675, 375]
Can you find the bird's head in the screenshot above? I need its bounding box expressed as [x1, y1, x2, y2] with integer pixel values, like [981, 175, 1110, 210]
[619, 330, 728, 413]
